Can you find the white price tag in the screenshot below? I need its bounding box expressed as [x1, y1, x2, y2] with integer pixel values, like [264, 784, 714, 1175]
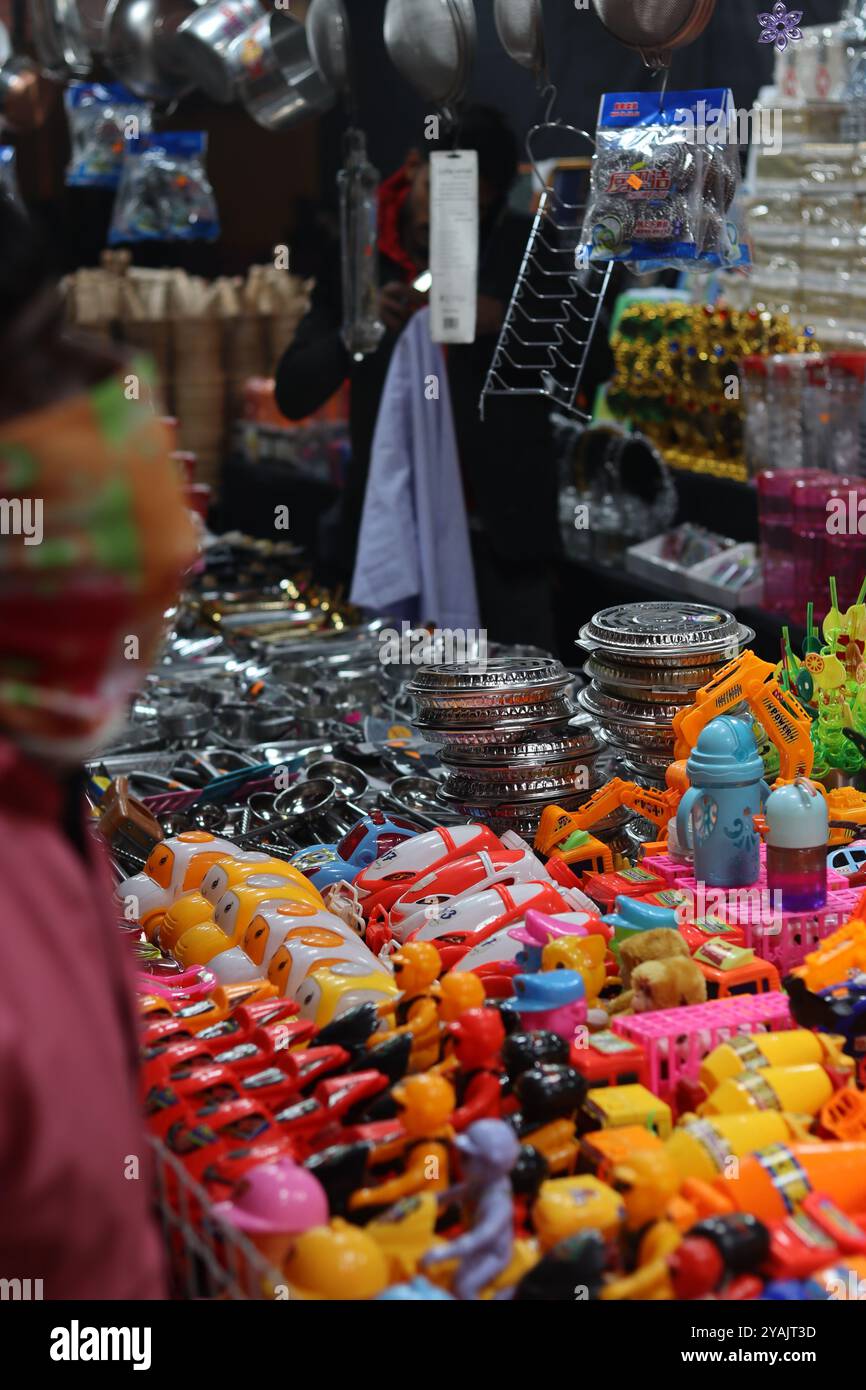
[430, 149, 478, 344]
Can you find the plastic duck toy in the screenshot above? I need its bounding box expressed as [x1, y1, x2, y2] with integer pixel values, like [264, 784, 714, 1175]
[118, 832, 240, 937]
[507, 970, 587, 1043]
[508, 908, 596, 972]
[348, 1074, 455, 1213]
[442, 1007, 506, 1132]
[211, 1159, 329, 1268]
[422, 1119, 520, 1300]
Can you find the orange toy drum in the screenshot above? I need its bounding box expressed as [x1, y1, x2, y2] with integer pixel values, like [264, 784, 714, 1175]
[714, 1142, 866, 1222]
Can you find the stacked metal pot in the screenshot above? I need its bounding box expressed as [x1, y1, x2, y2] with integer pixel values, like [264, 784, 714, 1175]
[407, 657, 608, 838]
[576, 602, 755, 785]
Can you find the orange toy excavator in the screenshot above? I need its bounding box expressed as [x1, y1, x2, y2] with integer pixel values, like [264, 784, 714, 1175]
[535, 765, 690, 869]
[671, 650, 814, 781]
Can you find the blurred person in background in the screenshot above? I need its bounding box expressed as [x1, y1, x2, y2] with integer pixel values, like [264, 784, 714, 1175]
[0, 196, 196, 1298]
[276, 106, 563, 651]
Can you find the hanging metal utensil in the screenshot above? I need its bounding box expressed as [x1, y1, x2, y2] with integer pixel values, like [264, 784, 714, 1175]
[172, 0, 260, 104]
[306, 0, 354, 111]
[494, 0, 545, 79]
[590, 0, 717, 70]
[103, 0, 201, 104]
[480, 103, 612, 421]
[383, 0, 476, 116]
[338, 126, 386, 360]
[29, 0, 92, 78]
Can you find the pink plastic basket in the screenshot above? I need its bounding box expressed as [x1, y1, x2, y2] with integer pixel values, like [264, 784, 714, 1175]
[611, 991, 792, 1100]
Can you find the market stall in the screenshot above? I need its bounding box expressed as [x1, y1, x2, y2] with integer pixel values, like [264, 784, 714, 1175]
[4, 0, 866, 1330]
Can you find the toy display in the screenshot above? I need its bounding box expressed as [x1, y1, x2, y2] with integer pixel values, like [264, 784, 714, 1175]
[77, 571, 866, 1303]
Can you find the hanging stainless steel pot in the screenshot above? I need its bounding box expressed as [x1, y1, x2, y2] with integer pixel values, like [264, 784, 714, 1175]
[231, 11, 336, 132]
[173, 0, 261, 103]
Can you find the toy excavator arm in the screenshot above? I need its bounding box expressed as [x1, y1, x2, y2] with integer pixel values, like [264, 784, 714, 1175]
[672, 651, 814, 781]
[535, 781, 676, 853]
[535, 784, 630, 853]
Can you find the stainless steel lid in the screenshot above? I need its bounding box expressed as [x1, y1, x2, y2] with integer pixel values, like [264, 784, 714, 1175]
[407, 655, 569, 697]
[579, 602, 753, 661]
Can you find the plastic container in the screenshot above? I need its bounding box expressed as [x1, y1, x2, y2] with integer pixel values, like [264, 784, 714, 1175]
[757, 469, 799, 614]
[699, 1064, 834, 1118]
[666, 1112, 803, 1182]
[765, 779, 829, 912]
[805, 353, 866, 475]
[699, 1028, 843, 1092]
[715, 1142, 866, 1222]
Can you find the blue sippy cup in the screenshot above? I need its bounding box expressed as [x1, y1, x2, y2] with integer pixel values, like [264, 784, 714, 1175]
[676, 716, 769, 888]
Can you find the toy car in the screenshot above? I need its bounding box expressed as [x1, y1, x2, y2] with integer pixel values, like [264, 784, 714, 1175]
[383, 846, 567, 944]
[827, 841, 866, 878]
[354, 824, 504, 915]
[289, 811, 422, 891]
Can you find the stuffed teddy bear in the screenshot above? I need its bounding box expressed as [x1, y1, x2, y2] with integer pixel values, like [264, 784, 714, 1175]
[628, 957, 707, 1013]
[618, 927, 690, 986]
[610, 928, 697, 1015]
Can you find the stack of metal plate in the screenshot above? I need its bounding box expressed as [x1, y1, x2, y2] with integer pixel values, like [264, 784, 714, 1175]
[576, 602, 754, 784]
[407, 657, 609, 837]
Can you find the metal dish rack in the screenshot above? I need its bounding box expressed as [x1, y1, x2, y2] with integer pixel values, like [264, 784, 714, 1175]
[151, 1136, 284, 1300]
[480, 115, 612, 421]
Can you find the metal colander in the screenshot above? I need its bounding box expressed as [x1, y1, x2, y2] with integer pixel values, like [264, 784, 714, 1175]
[591, 0, 717, 67]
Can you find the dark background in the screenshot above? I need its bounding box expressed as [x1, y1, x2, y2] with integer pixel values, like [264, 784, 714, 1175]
[3, 0, 848, 273]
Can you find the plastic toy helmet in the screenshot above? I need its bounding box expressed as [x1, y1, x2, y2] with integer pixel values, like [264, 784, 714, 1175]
[211, 1160, 328, 1236]
[610, 1149, 680, 1231]
[391, 941, 441, 996]
[438, 972, 485, 1022]
[284, 1219, 389, 1300]
[159, 892, 215, 953]
[447, 1007, 505, 1069]
[455, 1118, 520, 1176]
[392, 1074, 455, 1137]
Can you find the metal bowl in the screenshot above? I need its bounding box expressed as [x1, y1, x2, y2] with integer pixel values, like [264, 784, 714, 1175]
[413, 693, 576, 741]
[273, 777, 336, 820]
[440, 760, 606, 804]
[440, 713, 601, 765]
[304, 759, 369, 801]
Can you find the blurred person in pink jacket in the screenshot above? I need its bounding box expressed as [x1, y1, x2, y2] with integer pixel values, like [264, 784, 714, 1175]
[0, 198, 196, 1298]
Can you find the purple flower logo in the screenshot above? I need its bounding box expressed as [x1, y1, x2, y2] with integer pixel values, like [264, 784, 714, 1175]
[758, 3, 803, 53]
